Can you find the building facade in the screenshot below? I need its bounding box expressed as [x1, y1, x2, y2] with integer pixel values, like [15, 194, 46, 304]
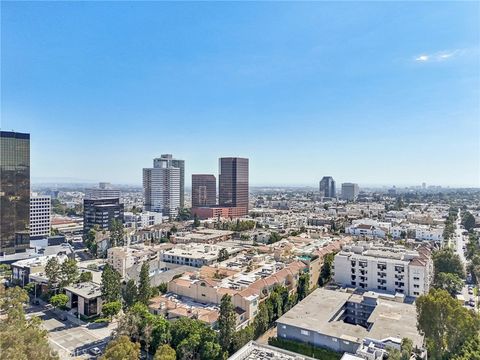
[30, 194, 51, 239]
[192, 174, 216, 208]
[0, 131, 30, 255]
[154, 154, 185, 208]
[83, 198, 124, 234]
[341, 183, 359, 201]
[333, 243, 433, 297]
[85, 182, 121, 200]
[319, 176, 336, 198]
[219, 157, 249, 215]
[144, 156, 181, 217]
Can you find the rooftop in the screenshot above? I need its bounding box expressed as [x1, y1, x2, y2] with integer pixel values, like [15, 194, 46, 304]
[64, 281, 102, 299]
[228, 341, 315, 360]
[276, 288, 423, 348]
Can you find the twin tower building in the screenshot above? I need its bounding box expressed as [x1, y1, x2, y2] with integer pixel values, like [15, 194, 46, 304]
[143, 155, 249, 219]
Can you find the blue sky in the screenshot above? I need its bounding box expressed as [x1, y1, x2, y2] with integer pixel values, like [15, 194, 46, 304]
[2, 1, 479, 187]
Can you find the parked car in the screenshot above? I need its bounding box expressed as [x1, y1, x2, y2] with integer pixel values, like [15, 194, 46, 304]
[90, 347, 102, 356]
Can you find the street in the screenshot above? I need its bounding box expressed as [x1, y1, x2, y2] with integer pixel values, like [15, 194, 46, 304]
[452, 210, 477, 311]
[26, 303, 114, 359]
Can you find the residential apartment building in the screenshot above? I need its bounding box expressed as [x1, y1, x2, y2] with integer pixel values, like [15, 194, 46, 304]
[0, 131, 30, 255]
[192, 174, 216, 207]
[30, 194, 51, 239]
[319, 176, 336, 198]
[123, 211, 163, 229]
[143, 156, 182, 217]
[276, 288, 423, 356]
[161, 243, 239, 267]
[154, 154, 185, 208]
[341, 183, 359, 202]
[219, 157, 249, 216]
[333, 243, 433, 297]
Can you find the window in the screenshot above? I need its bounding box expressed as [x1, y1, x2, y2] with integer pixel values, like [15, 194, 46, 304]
[282, 325, 286, 329]
[300, 330, 310, 336]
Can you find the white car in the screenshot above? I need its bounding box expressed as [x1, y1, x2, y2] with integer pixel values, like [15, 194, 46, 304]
[90, 347, 101, 356]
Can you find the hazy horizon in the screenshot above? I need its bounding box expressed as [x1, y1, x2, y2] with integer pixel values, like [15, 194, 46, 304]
[2, 2, 479, 187]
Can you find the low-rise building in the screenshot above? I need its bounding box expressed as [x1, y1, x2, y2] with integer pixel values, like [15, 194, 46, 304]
[161, 243, 240, 267]
[171, 228, 234, 244]
[64, 282, 103, 318]
[276, 288, 423, 355]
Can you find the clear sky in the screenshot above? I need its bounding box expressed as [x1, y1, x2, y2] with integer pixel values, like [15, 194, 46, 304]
[2, 1, 479, 187]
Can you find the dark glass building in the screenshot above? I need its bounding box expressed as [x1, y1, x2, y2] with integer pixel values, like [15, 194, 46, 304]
[218, 157, 249, 213]
[0, 131, 30, 255]
[192, 174, 216, 208]
[83, 198, 124, 234]
[319, 176, 336, 198]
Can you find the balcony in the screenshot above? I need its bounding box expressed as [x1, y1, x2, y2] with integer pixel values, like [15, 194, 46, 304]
[377, 264, 387, 271]
[351, 275, 356, 280]
[395, 266, 405, 273]
[360, 269, 367, 276]
[377, 272, 386, 278]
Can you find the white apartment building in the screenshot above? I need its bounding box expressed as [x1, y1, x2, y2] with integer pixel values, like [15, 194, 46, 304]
[415, 226, 444, 242]
[124, 211, 163, 229]
[334, 242, 432, 297]
[346, 222, 389, 238]
[143, 157, 181, 218]
[30, 194, 51, 239]
[161, 243, 239, 267]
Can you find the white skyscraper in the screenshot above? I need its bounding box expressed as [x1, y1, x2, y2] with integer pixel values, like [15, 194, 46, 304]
[143, 156, 181, 217]
[30, 194, 51, 239]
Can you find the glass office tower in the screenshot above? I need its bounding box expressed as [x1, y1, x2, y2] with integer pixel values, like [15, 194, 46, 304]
[0, 131, 30, 255]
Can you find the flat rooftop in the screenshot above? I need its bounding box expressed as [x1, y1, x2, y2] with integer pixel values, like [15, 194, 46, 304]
[228, 341, 315, 360]
[64, 281, 102, 299]
[276, 288, 423, 348]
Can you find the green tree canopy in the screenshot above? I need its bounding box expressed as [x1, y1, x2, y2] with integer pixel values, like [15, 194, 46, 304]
[45, 257, 61, 292]
[417, 289, 480, 359]
[103, 301, 122, 318]
[101, 263, 122, 302]
[50, 294, 68, 310]
[110, 218, 125, 247]
[78, 271, 93, 283]
[297, 272, 310, 301]
[218, 294, 236, 353]
[59, 259, 78, 288]
[100, 335, 140, 360]
[433, 248, 465, 280]
[123, 279, 138, 308]
[138, 262, 152, 305]
[154, 344, 176, 360]
[433, 272, 464, 296]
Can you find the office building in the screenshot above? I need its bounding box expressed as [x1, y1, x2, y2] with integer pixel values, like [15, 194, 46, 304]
[143, 156, 181, 217]
[319, 176, 336, 198]
[85, 182, 120, 200]
[276, 288, 423, 355]
[30, 194, 51, 239]
[192, 174, 216, 207]
[0, 131, 30, 255]
[333, 243, 433, 297]
[341, 183, 359, 201]
[219, 157, 249, 215]
[154, 154, 185, 209]
[83, 198, 124, 234]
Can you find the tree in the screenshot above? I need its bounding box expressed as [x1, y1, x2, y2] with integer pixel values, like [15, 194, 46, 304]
[451, 333, 480, 360]
[59, 259, 78, 288]
[45, 257, 61, 292]
[101, 264, 122, 302]
[253, 302, 269, 338]
[218, 294, 236, 353]
[433, 272, 463, 296]
[433, 249, 465, 280]
[267, 232, 282, 244]
[462, 212, 476, 232]
[84, 228, 98, 255]
[101, 335, 140, 360]
[232, 325, 254, 353]
[138, 262, 152, 305]
[218, 248, 229, 262]
[154, 344, 176, 360]
[123, 279, 138, 308]
[297, 272, 310, 301]
[110, 218, 125, 247]
[158, 282, 168, 294]
[318, 253, 335, 286]
[0, 285, 59, 360]
[417, 289, 480, 359]
[78, 271, 93, 283]
[50, 294, 68, 310]
[103, 301, 122, 319]
[193, 214, 200, 228]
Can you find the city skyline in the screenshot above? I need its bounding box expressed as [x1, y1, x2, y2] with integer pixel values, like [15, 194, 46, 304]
[2, 2, 479, 187]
